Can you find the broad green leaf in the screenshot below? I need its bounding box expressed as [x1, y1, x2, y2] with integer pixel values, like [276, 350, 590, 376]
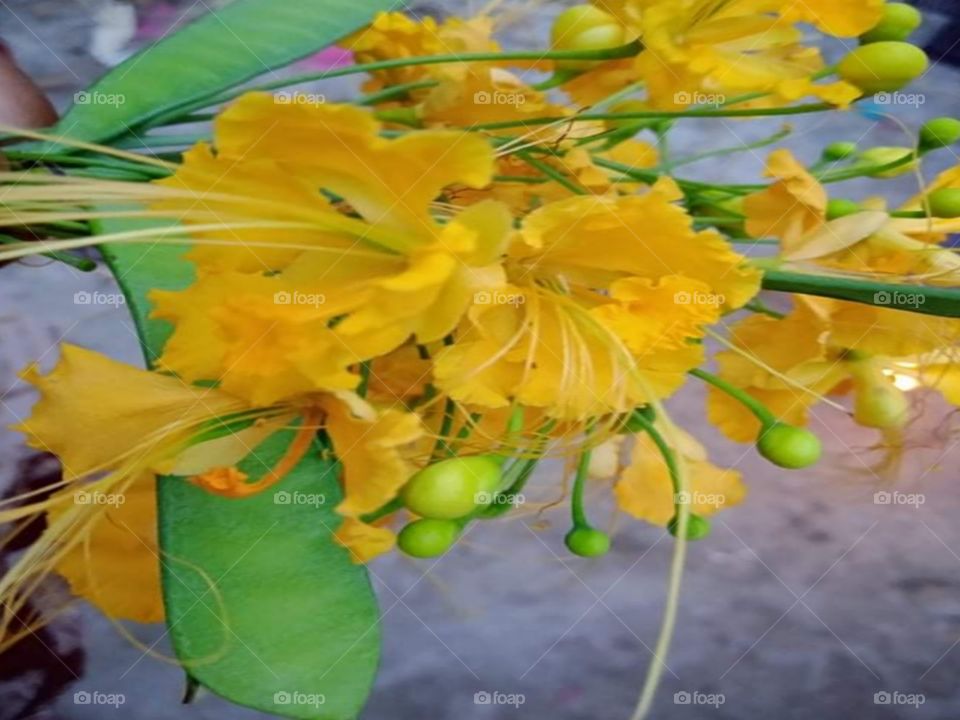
[99, 225, 381, 719]
[42, 0, 397, 147]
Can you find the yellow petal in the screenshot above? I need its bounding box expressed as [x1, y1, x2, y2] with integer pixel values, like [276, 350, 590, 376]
[615, 431, 746, 526]
[323, 395, 424, 517]
[17, 345, 245, 478]
[333, 518, 396, 564]
[48, 473, 164, 622]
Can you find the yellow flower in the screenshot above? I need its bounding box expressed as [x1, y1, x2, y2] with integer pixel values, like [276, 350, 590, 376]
[565, 0, 863, 109]
[150, 93, 512, 405]
[341, 12, 500, 93]
[615, 425, 746, 526]
[435, 184, 760, 418]
[707, 298, 960, 442]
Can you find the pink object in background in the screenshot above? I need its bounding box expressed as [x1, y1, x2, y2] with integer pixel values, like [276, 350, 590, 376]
[135, 2, 188, 41]
[297, 46, 355, 70]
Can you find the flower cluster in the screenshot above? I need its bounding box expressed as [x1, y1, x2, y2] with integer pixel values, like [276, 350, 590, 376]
[0, 1, 957, 657]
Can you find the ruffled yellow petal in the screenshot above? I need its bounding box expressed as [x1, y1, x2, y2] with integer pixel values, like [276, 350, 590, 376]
[333, 518, 396, 564]
[17, 345, 245, 478]
[744, 149, 826, 253]
[48, 473, 164, 622]
[322, 394, 424, 517]
[615, 429, 746, 526]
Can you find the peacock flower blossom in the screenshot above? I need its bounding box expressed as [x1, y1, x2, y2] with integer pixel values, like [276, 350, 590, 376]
[563, 0, 870, 108]
[149, 93, 512, 405]
[743, 151, 960, 283]
[707, 297, 960, 444]
[435, 179, 762, 420]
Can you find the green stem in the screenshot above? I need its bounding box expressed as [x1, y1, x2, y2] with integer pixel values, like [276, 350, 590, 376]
[517, 152, 586, 195]
[761, 269, 960, 319]
[0, 235, 96, 271]
[570, 445, 592, 529]
[143, 41, 644, 128]
[469, 103, 832, 133]
[744, 299, 786, 319]
[690, 368, 776, 426]
[358, 79, 437, 106]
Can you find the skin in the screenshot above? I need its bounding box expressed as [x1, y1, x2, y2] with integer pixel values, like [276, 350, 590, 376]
[0, 41, 58, 128]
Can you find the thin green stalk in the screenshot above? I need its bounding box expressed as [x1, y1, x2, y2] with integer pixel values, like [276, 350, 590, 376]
[689, 368, 776, 425]
[0, 234, 96, 272]
[517, 152, 586, 195]
[143, 41, 644, 128]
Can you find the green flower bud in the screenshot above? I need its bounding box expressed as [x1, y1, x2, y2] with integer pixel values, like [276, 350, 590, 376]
[826, 198, 862, 220]
[401, 456, 502, 520]
[822, 141, 858, 161]
[565, 527, 611, 557]
[667, 513, 711, 541]
[838, 42, 928, 94]
[860, 3, 923, 44]
[927, 188, 960, 219]
[398, 519, 461, 558]
[919, 118, 960, 150]
[757, 423, 822, 469]
[551, 5, 626, 71]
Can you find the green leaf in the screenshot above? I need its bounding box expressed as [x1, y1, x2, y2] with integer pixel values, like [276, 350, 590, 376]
[99, 226, 381, 719]
[39, 0, 396, 148]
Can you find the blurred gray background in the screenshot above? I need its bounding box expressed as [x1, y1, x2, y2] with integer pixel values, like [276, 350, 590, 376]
[2, 1, 960, 718]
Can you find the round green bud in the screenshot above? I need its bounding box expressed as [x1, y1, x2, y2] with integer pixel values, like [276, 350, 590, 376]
[401, 456, 502, 520]
[564, 527, 611, 557]
[860, 3, 923, 44]
[919, 118, 960, 150]
[822, 141, 858, 161]
[927, 188, 960, 219]
[826, 198, 862, 220]
[551, 5, 626, 70]
[398, 519, 461, 558]
[667, 513, 711, 541]
[854, 383, 910, 429]
[838, 42, 929, 94]
[757, 423, 822, 469]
